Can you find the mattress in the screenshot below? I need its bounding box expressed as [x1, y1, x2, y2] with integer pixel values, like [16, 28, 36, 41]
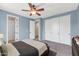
[6, 39, 48, 56]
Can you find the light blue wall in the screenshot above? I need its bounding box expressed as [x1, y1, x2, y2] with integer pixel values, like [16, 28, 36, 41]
[40, 18, 45, 40]
[70, 6, 79, 36]
[0, 10, 7, 41]
[19, 17, 29, 39]
[70, 11, 78, 36]
[0, 9, 30, 41]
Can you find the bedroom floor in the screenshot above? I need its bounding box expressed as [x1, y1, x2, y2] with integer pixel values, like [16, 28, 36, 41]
[42, 40, 72, 56]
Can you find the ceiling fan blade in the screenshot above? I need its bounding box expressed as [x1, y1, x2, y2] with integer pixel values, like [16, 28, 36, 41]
[28, 3, 33, 10]
[36, 8, 44, 11]
[36, 12, 41, 16]
[22, 9, 30, 11]
[30, 13, 32, 16]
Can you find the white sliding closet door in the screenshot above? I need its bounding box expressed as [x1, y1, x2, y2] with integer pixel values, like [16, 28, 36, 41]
[45, 15, 71, 45]
[30, 20, 35, 39]
[45, 18, 59, 42]
[59, 15, 71, 45]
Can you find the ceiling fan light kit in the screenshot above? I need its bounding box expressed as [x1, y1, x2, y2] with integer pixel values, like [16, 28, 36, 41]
[22, 3, 44, 16]
[31, 10, 36, 15]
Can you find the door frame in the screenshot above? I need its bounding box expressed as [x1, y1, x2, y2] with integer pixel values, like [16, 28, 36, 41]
[6, 14, 19, 44]
[29, 20, 41, 40]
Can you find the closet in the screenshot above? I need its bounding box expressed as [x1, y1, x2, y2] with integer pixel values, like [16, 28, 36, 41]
[45, 15, 71, 45]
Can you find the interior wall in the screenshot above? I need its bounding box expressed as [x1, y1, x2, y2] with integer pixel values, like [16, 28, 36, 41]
[0, 9, 31, 42]
[0, 10, 6, 42]
[71, 8, 79, 37]
[19, 16, 29, 39]
[40, 18, 45, 40]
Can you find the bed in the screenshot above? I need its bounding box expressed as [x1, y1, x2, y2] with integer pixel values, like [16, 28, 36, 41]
[5, 39, 49, 56]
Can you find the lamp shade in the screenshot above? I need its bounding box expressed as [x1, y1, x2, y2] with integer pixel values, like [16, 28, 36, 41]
[0, 33, 4, 38]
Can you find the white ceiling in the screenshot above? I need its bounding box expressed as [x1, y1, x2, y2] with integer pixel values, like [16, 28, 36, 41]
[0, 3, 78, 19]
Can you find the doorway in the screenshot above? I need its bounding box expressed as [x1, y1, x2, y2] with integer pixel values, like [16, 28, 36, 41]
[35, 21, 39, 40]
[35, 20, 40, 41]
[8, 16, 15, 43]
[29, 20, 40, 40]
[7, 15, 19, 43]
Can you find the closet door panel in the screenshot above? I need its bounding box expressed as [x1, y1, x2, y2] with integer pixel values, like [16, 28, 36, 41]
[45, 18, 59, 43]
[51, 19, 59, 42]
[59, 15, 71, 45]
[45, 15, 71, 45]
[45, 20, 53, 41]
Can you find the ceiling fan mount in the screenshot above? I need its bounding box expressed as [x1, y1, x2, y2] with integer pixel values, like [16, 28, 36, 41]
[22, 3, 44, 16]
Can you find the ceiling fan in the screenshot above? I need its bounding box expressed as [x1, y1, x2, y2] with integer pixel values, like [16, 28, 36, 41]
[22, 3, 44, 16]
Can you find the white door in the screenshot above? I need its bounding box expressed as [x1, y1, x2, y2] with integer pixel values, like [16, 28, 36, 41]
[59, 15, 71, 45]
[45, 18, 59, 43]
[30, 20, 35, 39]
